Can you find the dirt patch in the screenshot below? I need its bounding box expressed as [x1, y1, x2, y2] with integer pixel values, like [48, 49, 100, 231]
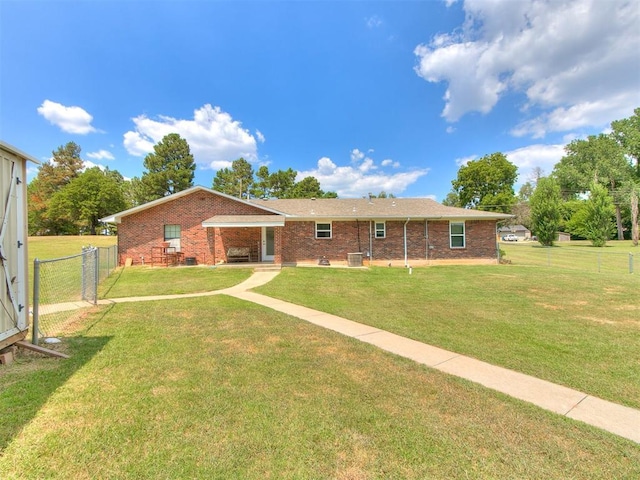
[582, 316, 616, 325]
[536, 303, 564, 311]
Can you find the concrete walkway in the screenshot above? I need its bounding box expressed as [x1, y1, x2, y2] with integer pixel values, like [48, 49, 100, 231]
[90, 270, 639, 444]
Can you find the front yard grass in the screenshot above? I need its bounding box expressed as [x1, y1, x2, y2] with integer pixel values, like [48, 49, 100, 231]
[256, 265, 640, 409]
[1, 297, 638, 478]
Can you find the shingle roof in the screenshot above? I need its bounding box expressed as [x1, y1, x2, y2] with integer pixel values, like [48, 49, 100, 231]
[100, 185, 513, 224]
[252, 197, 512, 220]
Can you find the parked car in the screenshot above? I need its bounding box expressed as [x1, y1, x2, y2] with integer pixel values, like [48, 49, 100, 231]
[502, 234, 518, 241]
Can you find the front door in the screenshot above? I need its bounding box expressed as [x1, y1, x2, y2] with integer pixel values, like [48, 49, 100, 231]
[262, 227, 275, 262]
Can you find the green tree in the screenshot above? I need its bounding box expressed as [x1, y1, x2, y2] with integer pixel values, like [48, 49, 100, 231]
[139, 133, 195, 202]
[553, 134, 633, 240]
[270, 168, 298, 199]
[373, 191, 396, 199]
[567, 183, 616, 247]
[212, 157, 254, 198]
[611, 108, 640, 244]
[530, 177, 562, 246]
[288, 176, 336, 199]
[252, 165, 272, 198]
[451, 152, 517, 213]
[250, 166, 298, 199]
[27, 142, 85, 235]
[441, 190, 460, 207]
[49, 167, 128, 235]
[611, 107, 640, 178]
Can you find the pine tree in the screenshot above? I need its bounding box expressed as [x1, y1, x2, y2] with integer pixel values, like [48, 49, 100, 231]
[530, 177, 561, 246]
[139, 133, 195, 201]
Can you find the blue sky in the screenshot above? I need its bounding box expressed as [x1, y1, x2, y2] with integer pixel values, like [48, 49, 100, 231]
[1, 0, 639, 200]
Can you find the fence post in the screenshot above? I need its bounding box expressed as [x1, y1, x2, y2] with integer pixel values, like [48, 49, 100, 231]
[81, 248, 86, 301]
[630, 253, 634, 274]
[32, 259, 40, 345]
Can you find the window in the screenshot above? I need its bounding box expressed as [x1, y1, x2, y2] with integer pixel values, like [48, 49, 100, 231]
[164, 224, 181, 240]
[316, 222, 332, 239]
[375, 221, 386, 238]
[450, 222, 465, 248]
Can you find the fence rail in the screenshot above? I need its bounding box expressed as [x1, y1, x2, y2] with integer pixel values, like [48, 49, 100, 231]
[501, 245, 637, 275]
[32, 245, 118, 344]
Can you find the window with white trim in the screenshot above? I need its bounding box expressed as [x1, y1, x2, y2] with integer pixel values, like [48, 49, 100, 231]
[164, 224, 181, 240]
[375, 221, 386, 238]
[315, 222, 332, 239]
[449, 222, 465, 248]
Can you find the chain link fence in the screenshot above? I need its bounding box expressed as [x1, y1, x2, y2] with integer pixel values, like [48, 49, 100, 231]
[32, 245, 118, 344]
[501, 245, 637, 275]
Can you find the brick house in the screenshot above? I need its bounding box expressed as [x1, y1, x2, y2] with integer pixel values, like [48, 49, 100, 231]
[101, 186, 512, 267]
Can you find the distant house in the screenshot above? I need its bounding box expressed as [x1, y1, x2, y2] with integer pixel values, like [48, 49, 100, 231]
[498, 224, 531, 241]
[1, 141, 38, 350]
[101, 186, 512, 267]
[556, 232, 571, 242]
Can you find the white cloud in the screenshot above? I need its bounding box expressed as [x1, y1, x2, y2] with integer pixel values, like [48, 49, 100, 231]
[505, 143, 565, 185]
[359, 157, 376, 173]
[454, 144, 565, 188]
[414, 0, 640, 136]
[86, 149, 115, 160]
[381, 159, 400, 168]
[37, 100, 98, 134]
[350, 148, 365, 163]
[297, 156, 429, 198]
[123, 104, 260, 169]
[366, 15, 383, 28]
[82, 160, 106, 171]
[454, 154, 478, 167]
[255, 130, 265, 143]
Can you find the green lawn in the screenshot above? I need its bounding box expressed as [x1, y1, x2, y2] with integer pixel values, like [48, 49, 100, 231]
[99, 266, 253, 298]
[28, 235, 116, 263]
[1, 297, 638, 479]
[256, 265, 640, 409]
[501, 239, 639, 274]
[27, 236, 117, 297]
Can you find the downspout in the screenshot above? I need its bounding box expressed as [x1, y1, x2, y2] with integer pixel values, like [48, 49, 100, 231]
[404, 218, 410, 267]
[369, 220, 373, 263]
[425, 220, 429, 262]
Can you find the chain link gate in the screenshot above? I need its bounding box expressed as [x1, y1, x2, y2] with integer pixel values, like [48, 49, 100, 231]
[31, 245, 117, 344]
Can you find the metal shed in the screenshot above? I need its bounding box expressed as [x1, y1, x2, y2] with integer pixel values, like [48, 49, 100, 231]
[1, 141, 38, 350]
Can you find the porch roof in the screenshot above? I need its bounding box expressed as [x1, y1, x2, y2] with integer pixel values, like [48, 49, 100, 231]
[202, 215, 286, 228]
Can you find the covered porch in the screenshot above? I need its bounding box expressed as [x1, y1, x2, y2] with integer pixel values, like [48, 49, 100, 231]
[202, 214, 285, 265]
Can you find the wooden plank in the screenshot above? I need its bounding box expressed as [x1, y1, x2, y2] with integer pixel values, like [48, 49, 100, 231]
[0, 330, 27, 350]
[16, 340, 70, 359]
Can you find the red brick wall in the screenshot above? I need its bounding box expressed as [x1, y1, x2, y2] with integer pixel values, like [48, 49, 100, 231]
[117, 191, 272, 265]
[279, 219, 498, 264]
[117, 192, 499, 265]
[427, 220, 498, 260]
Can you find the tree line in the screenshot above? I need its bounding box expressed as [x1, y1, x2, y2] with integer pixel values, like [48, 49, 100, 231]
[27, 133, 337, 235]
[28, 108, 639, 244]
[443, 108, 640, 247]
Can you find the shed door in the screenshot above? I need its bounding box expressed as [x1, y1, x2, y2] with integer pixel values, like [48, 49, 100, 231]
[0, 153, 28, 342]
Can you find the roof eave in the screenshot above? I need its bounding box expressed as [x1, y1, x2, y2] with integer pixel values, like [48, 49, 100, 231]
[0, 141, 40, 164]
[99, 185, 287, 224]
